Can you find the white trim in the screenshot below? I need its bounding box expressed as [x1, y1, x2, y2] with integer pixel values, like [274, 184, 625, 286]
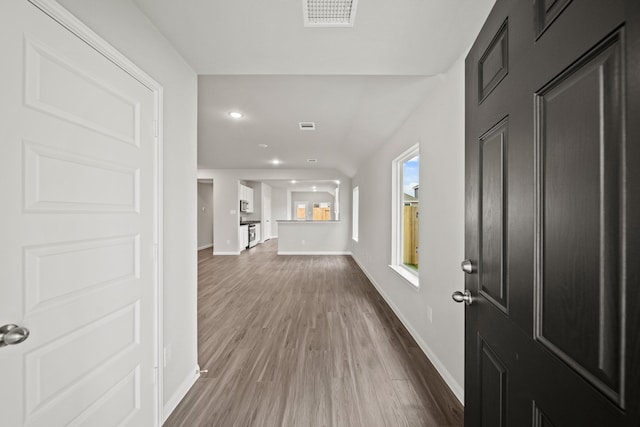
[213, 251, 241, 256]
[352, 186, 359, 241]
[388, 264, 420, 290]
[277, 251, 352, 256]
[198, 244, 213, 250]
[162, 366, 200, 422]
[352, 256, 465, 405]
[29, 0, 163, 90]
[391, 143, 420, 286]
[28, 1, 166, 425]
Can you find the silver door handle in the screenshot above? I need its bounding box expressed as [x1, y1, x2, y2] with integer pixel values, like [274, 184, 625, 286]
[461, 259, 475, 274]
[452, 290, 473, 305]
[0, 324, 30, 347]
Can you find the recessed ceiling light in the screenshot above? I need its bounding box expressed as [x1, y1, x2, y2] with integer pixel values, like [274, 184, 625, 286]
[258, 144, 268, 148]
[312, 186, 317, 189]
[291, 180, 297, 184]
[228, 111, 243, 119]
[270, 159, 282, 165]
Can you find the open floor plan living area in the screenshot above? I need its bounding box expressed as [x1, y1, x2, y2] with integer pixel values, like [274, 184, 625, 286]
[1, 0, 639, 426]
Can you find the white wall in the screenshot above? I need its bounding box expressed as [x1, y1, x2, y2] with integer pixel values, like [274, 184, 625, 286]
[278, 222, 350, 254]
[197, 169, 350, 255]
[260, 183, 273, 240]
[197, 182, 213, 249]
[351, 54, 467, 402]
[271, 187, 288, 237]
[57, 0, 199, 416]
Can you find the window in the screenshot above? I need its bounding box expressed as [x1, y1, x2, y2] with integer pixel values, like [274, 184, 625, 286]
[352, 186, 359, 241]
[313, 203, 332, 221]
[296, 203, 307, 219]
[390, 144, 419, 287]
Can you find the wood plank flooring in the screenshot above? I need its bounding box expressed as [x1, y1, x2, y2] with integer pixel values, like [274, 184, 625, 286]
[164, 239, 463, 427]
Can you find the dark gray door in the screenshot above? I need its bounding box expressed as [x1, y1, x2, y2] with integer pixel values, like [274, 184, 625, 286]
[463, 0, 639, 425]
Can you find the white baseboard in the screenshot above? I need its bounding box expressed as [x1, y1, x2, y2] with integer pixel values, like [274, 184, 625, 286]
[197, 244, 213, 250]
[163, 365, 200, 422]
[213, 251, 240, 255]
[277, 251, 352, 256]
[351, 255, 465, 405]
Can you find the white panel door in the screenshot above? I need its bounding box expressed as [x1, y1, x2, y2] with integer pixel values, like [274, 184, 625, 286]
[0, 2, 158, 426]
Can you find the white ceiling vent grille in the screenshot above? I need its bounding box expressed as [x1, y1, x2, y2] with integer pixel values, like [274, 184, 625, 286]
[307, 159, 318, 163]
[299, 122, 316, 130]
[303, 0, 358, 27]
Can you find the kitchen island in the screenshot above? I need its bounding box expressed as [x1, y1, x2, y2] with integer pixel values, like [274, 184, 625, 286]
[276, 220, 350, 255]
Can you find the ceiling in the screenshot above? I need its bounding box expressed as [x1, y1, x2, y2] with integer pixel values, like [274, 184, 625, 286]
[263, 180, 340, 195]
[197, 75, 437, 175]
[132, 0, 496, 176]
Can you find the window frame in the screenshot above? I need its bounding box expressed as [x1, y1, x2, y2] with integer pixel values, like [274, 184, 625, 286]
[352, 186, 359, 241]
[389, 143, 420, 288]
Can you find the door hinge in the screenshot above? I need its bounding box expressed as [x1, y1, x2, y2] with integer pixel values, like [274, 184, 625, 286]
[153, 366, 159, 385]
[153, 244, 159, 262]
[153, 120, 159, 138]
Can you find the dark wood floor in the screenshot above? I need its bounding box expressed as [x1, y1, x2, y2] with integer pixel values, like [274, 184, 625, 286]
[164, 239, 463, 427]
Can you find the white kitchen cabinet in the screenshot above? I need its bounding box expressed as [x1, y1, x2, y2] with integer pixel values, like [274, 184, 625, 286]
[239, 225, 248, 251]
[246, 187, 254, 213]
[239, 184, 254, 213]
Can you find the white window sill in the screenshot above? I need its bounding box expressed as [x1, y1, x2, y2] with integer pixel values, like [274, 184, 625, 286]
[388, 264, 419, 290]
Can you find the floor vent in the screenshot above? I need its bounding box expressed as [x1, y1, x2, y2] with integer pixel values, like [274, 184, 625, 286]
[299, 122, 316, 130]
[302, 0, 358, 27]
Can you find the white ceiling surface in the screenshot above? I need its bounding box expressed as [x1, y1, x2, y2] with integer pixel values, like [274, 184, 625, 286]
[264, 180, 339, 194]
[132, 0, 495, 76]
[132, 0, 496, 176]
[198, 75, 437, 176]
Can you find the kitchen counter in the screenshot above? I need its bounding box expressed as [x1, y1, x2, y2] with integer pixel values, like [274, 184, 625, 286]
[240, 220, 261, 225]
[276, 220, 348, 255]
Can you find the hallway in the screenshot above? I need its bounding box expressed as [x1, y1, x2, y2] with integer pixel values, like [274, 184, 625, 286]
[164, 240, 462, 426]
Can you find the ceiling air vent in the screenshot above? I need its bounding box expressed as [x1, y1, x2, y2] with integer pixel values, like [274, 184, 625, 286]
[303, 0, 358, 27]
[299, 122, 316, 130]
[307, 159, 318, 163]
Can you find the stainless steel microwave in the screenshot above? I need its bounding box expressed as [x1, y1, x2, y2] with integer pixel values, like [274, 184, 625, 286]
[240, 200, 249, 212]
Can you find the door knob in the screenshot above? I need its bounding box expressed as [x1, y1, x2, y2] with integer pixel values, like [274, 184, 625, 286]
[0, 324, 30, 347]
[452, 290, 473, 305]
[461, 259, 475, 274]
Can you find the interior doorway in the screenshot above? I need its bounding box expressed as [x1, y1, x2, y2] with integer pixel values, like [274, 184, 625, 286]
[197, 180, 214, 251]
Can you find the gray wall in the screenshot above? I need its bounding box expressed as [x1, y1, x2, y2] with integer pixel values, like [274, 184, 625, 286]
[351, 54, 468, 402]
[197, 182, 213, 248]
[58, 0, 199, 416]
